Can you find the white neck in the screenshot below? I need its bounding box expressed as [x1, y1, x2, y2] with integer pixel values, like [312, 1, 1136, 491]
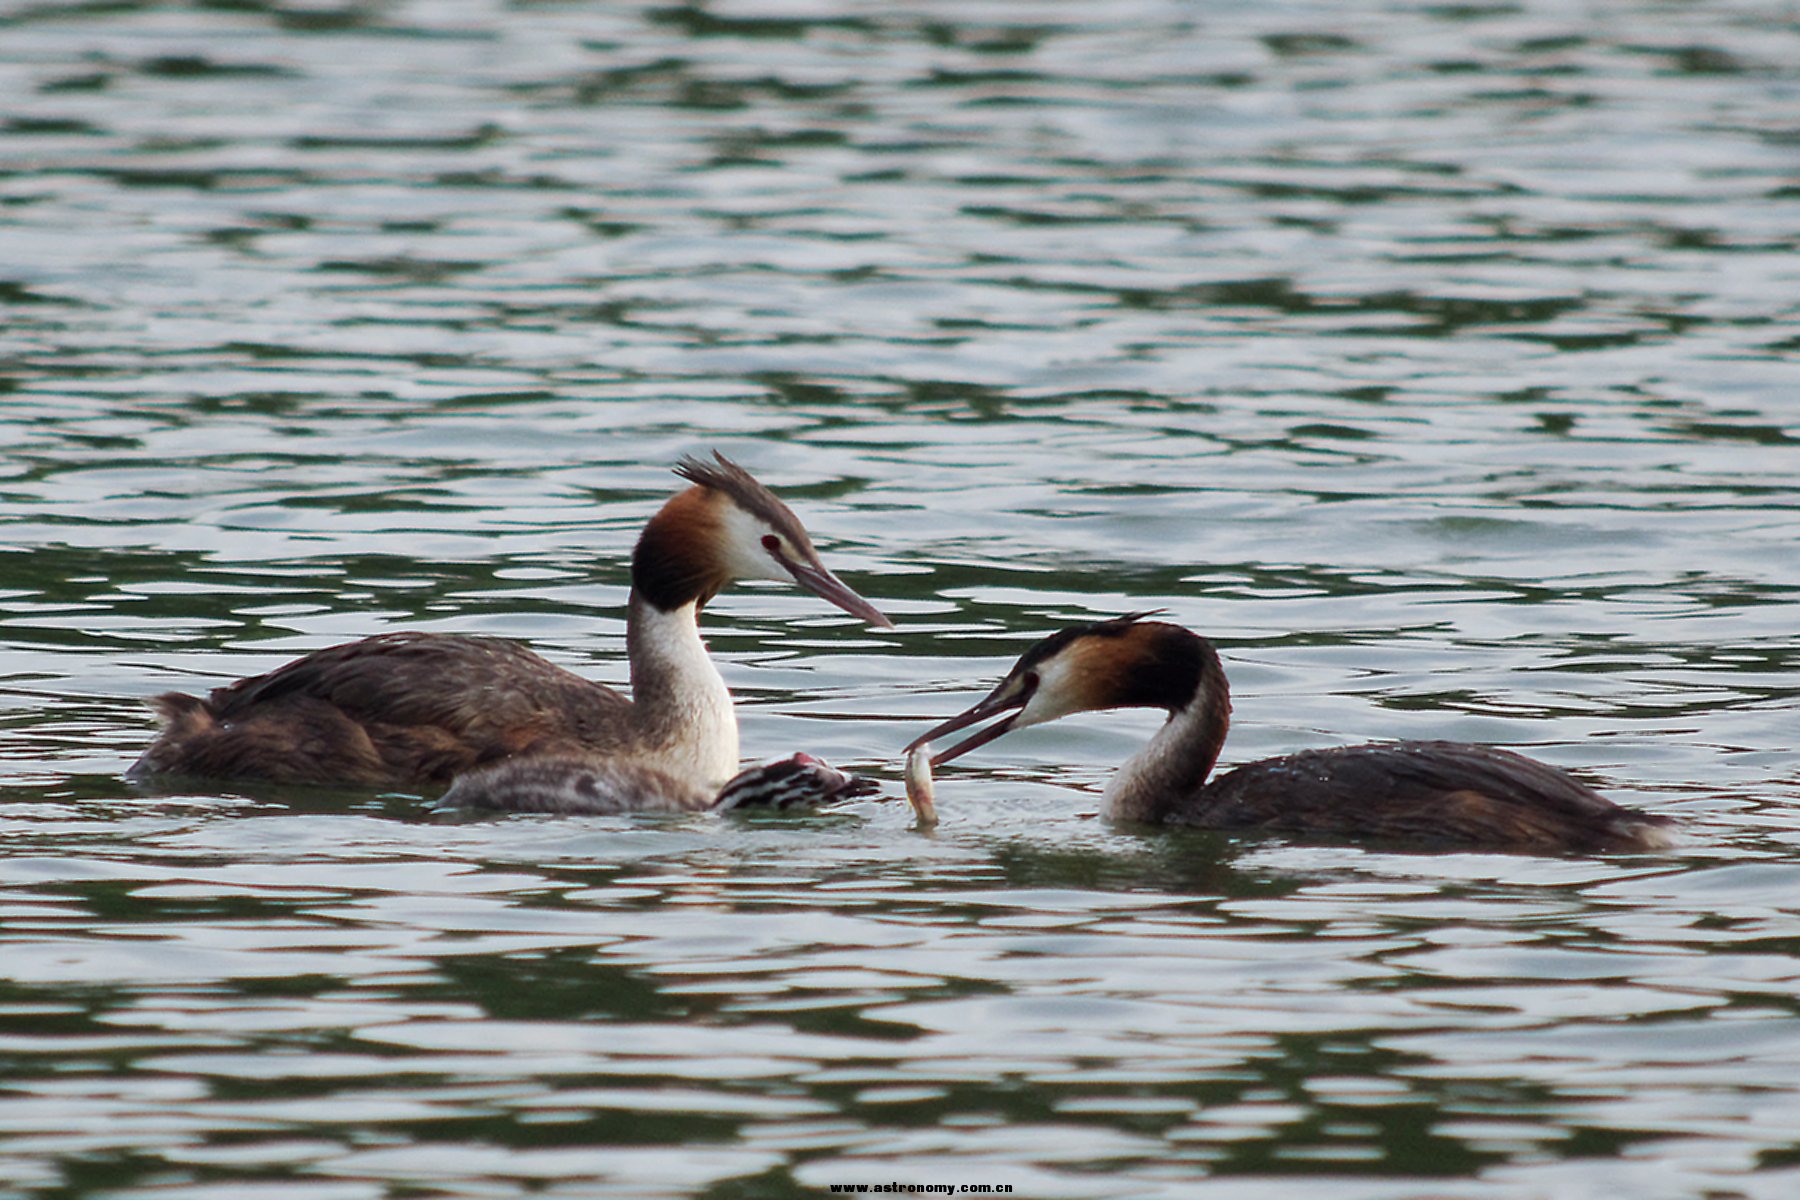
[625, 593, 739, 788]
[1102, 697, 1226, 823]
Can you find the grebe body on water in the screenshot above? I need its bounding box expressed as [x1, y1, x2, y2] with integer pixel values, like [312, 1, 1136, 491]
[131, 454, 891, 791]
[908, 614, 1675, 853]
[442, 751, 876, 815]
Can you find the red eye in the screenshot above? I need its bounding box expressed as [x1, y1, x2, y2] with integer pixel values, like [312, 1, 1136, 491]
[761, 535, 781, 552]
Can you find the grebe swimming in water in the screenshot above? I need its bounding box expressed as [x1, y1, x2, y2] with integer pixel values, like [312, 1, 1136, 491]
[131, 454, 891, 791]
[443, 750, 877, 815]
[906, 614, 1675, 853]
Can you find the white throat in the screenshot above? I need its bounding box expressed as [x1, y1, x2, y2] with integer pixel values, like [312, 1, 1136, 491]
[1102, 700, 1218, 823]
[626, 596, 739, 788]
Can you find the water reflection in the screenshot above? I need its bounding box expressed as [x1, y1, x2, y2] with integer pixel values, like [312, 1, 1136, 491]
[8, 806, 1795, 1195]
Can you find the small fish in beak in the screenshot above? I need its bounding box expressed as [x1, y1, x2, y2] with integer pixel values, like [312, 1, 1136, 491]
[904, 678, 1033, 767]
[904, 741, 938, 828]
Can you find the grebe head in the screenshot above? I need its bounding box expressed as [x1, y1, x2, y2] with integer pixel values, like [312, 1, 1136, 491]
[714, 752, 880, 810]
[906, 613, 1211, 766]
[633, 452, 892, 626]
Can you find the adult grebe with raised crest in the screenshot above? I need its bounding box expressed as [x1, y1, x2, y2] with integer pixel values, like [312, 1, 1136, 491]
[132, 454, 891, 791]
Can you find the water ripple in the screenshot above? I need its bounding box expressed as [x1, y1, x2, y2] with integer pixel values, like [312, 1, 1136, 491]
[4, 0, 1800, 1195]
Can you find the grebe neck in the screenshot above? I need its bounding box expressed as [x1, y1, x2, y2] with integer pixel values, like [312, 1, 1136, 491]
[1102, 668, 1230, 824]
[625, 592, 738, 787]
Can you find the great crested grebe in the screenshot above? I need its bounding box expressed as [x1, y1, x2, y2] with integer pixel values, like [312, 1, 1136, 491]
[442, 750, 877, 815]
[906, 614, 1676, 853]
[131, 453, 891, 790]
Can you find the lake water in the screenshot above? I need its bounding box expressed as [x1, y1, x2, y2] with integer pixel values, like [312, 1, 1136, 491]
[3, 0, 1799, 1196]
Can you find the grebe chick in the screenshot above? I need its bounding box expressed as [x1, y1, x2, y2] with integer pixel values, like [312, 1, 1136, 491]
[443, 751, 877, 815]
[906, 614, 1675, 854]
[131, 454, 891, 790]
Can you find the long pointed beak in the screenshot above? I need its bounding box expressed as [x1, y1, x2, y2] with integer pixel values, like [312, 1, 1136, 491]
[905, 689, 1027, 766]
[783, 555, 894, 629]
